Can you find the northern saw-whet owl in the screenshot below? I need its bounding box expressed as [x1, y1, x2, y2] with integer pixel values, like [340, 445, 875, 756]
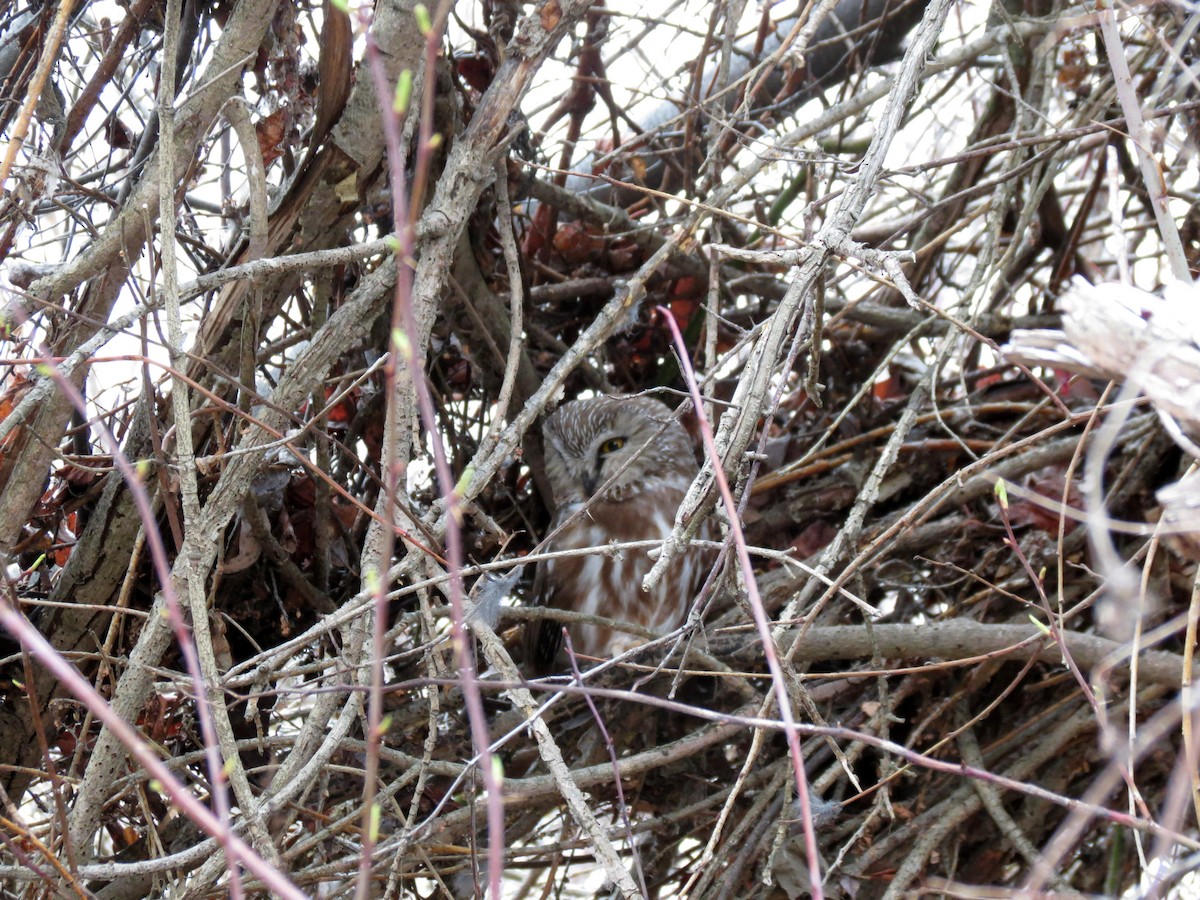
[524, 395, 715, 673]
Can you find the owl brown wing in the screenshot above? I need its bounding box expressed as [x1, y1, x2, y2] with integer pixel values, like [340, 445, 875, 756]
[524, 557, 564, 675]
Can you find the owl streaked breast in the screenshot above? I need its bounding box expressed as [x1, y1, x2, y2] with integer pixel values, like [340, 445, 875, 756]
[525, 395, 715, 673]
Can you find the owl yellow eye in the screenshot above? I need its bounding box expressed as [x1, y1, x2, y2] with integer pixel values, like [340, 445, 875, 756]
[598, 436, 627, 455]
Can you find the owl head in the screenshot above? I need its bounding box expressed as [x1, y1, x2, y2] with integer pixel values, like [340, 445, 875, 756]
[542, 395, 697, 507]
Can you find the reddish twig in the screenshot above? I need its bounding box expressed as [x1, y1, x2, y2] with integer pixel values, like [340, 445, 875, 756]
[658, 304, 824, 898]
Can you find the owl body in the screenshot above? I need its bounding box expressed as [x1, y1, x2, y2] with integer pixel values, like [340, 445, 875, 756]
[526, 395, 713, 672]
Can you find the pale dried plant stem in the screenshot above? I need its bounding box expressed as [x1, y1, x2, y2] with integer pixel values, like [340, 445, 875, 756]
[487, 157, 526, 439]
[1186, 564, 1200, 826]
[1095, 0, 1191, 282]
[156, 0, 275, 882]
[0, 0, 76, 188]
[470, 617, 642, 897]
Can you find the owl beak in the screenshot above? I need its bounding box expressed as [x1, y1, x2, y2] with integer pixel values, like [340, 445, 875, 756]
[582, 471, 599, 497]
